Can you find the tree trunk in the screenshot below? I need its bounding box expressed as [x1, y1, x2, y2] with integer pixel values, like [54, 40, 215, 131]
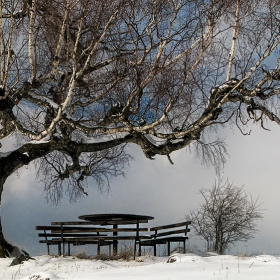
[0, 217, 15, 257]
[0, 177, 17, 257]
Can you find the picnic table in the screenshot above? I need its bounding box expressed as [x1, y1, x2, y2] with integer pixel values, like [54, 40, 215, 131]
[78, 213, 154, 257]
[36, 214, 191, 258]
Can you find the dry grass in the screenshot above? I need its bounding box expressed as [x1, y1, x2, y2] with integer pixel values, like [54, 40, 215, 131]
[74, 243, 134, 261]
[96, 243, 134, 261]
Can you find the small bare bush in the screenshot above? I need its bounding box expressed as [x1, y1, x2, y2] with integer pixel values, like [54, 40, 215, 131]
[188, 178, 264, 254]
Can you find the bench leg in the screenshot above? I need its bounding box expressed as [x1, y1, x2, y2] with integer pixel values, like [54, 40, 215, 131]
[113, 224, 118, 255]
[133, 240, 138, 260]
[47, 244, 50, 255]
[167, 241, 171, 256]
[138, 243, 142, 257]
[58, 243, 61, 256]
[62, 241, 65, 256]
[68, 243, 71, 256]
[154, 244, 156, 256]
[113, 241, 118, 255]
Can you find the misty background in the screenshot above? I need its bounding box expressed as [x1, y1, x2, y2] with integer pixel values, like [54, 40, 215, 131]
[1, 122, 280, 256]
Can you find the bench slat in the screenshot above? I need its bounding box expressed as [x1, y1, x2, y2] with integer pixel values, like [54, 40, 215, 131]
[39, 240, 61, 244]
[151, 228, 190, 238]
[36, 226, 148, 233]
[72, 241, 114, 246]
[150, 221, 191, 231]
[36, 226, 63, 230]
[36, 226, 101, 231]
[141, 236, 189, 243]
[51, 228, 104, 233]
[51, 227, 148, 233]
[38, 233, 106, 238]
[51, 236, 151, 242]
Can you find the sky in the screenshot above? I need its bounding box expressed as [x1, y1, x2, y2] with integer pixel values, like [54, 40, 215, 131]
[1, 121, 280, 257]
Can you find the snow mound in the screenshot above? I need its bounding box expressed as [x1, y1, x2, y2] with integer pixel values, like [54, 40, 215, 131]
[19, 272, 60, 280]
[250, 255, 280, 264]
[2, 254, 280, 280]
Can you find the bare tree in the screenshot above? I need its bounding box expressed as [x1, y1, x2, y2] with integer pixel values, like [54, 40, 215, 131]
[0, 0, 279, 257]
[188, 179, 263, 254]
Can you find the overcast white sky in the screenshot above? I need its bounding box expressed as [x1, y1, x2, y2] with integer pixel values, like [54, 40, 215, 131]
[1, 121, 280, 256]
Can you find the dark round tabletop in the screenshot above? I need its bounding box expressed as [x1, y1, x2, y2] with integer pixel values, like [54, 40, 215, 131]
[78, 213, 154, 225]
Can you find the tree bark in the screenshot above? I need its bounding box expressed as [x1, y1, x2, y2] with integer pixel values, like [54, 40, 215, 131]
[0, 176, 8, 257]
[0, 217, 15, 258]
[0, 178, 19, 257]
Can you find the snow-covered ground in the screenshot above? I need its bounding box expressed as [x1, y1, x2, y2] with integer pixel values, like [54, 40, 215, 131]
[1, 253, 280, 280]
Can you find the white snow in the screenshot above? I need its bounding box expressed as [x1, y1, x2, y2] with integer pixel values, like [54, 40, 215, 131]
[29, 137, 50, 145]
[218, 84, 230, 89]
[144, 134, 166, 146]
[27, 92, 59, 109]
[79, 133, 129, 144]
[1, 253, 280, 280]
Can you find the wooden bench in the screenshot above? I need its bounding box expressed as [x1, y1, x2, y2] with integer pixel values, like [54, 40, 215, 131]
[36, 221, 110, 256]
[36, 221, 149, 257]
[138, 221, 191, 256]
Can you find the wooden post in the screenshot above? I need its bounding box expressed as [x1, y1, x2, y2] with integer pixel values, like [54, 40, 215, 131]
[138, 243, 141, 256]
[61, 223, 65, 256]
[113, 224, 118, 255]
[43, 230, 49, 255]
[97, 241, 100, 255]
[167, 241, 171, 256]
[58, 243, 61, 256]
[134, 221, 139, 260]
